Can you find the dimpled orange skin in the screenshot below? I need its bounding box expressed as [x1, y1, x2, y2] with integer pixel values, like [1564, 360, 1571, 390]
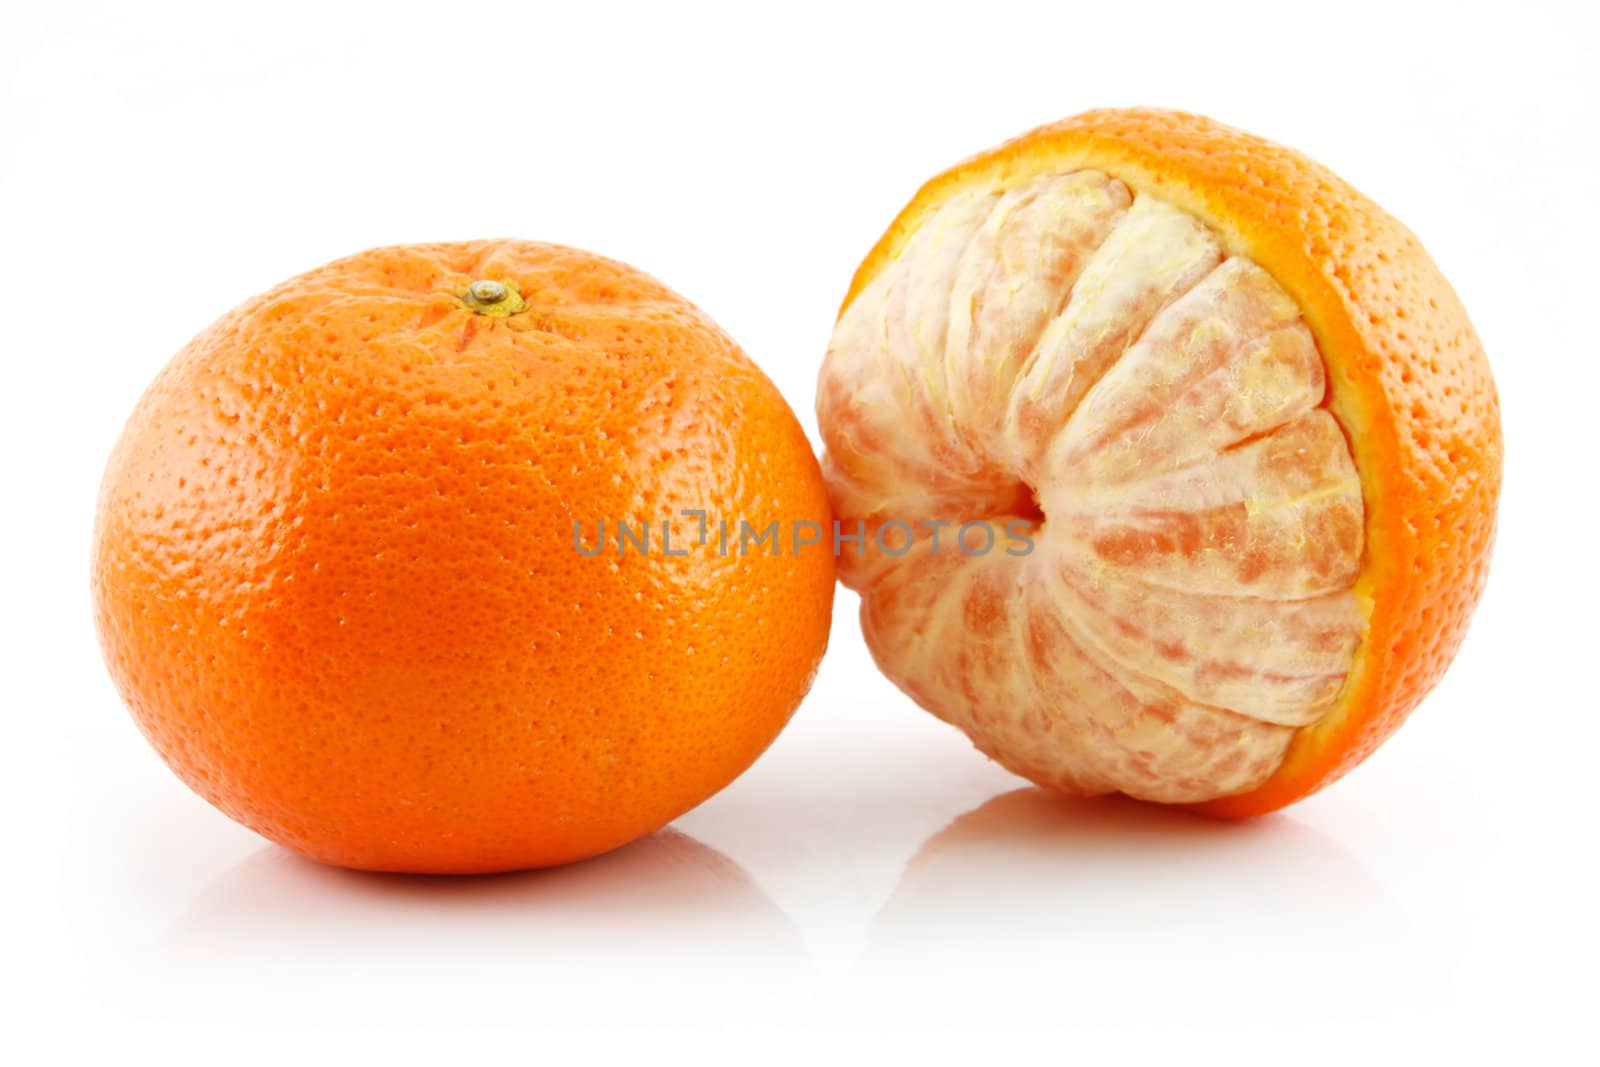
[93, 241, 834, 873]
[838, 109, 1501, 817]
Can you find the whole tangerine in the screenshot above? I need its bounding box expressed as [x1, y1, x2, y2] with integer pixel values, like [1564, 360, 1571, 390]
[94, 240, 834, 873]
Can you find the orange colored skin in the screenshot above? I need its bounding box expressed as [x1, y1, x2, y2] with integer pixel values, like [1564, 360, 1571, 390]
[94, 241, 834, 872]
[840, 109, 1502, 816]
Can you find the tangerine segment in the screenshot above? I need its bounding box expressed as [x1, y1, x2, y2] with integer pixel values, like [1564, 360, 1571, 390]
[822, 169, 1366, 803]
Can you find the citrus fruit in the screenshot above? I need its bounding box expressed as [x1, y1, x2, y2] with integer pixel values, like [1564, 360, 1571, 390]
[817, 108, 1501, 815]
[94, 240, 834, 873]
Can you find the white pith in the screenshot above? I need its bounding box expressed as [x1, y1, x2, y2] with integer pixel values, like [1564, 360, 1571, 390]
[818, 170, 1366, 802]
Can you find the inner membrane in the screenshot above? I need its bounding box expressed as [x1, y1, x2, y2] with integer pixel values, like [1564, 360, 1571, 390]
[817, 170, 1365, 802]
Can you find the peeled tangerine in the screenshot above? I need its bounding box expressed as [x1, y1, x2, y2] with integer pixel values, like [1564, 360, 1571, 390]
[817, 109, 1502, 815]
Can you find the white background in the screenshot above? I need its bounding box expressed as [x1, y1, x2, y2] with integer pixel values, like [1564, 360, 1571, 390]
[3, 0, 1595, 1060]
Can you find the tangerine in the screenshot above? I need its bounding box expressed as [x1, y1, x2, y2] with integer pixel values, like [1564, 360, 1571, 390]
[817, 109, 1501, 814]
[94, 240, 834, 872]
